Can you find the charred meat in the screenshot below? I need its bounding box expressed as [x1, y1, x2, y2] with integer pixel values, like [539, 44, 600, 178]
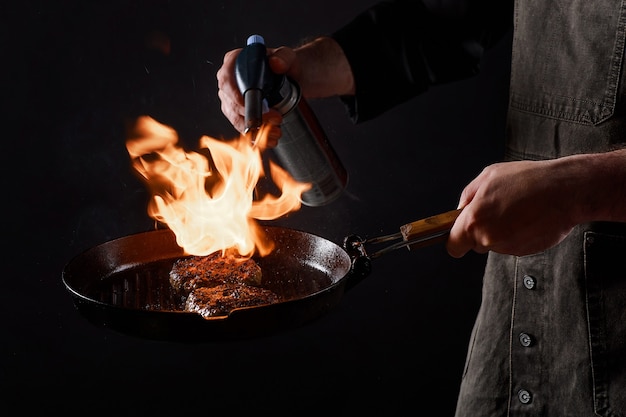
[169, 252, 262, 296]
[169, 251, 280, 317]
[184, 284, 280, 318]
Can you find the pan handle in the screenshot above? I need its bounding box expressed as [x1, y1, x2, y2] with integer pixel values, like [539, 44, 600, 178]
[400, 208, 462, 250]
[342, 209, 461, 289]
[345, 209, 462, 260]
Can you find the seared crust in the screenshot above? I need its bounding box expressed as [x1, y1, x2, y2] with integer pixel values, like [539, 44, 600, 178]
[184, 284, 280, 318]
[169, 252, 262, 296]
[169, 251, 280, 317]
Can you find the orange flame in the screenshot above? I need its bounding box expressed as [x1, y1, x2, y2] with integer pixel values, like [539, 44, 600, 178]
[126, 116, 311, 257]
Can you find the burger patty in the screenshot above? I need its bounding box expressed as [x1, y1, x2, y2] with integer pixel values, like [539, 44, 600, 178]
[169, 252, 263, 296]
[184, 284, 280, 318]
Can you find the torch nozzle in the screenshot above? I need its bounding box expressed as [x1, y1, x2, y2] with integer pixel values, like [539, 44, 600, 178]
[236, 35, 273, 144]
[243, 88, 264, 140]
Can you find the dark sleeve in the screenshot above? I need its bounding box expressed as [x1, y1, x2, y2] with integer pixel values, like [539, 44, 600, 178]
[331, 0, 513, 123]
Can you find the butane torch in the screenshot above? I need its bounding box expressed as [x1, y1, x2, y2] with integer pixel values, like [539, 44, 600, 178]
[235, 34, 348, 207]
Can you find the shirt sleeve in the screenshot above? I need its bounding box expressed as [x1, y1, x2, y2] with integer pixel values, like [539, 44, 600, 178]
[331, 0, 513, 123]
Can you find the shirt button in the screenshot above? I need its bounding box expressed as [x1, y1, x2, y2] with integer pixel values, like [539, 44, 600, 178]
[518, 389, 532, 404]
[523, 275, 536, 290]
[519, 332, 533, 347]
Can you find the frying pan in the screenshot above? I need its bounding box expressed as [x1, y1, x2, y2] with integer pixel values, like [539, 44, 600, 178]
[62, 209, 460, 342]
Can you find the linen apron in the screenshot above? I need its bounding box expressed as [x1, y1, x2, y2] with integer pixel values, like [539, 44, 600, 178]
[454, 1, 626, 416]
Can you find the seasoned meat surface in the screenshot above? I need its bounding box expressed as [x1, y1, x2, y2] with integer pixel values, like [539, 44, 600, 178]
[184, 284, 280, 318]
[169, 252, 262, 296]
[169, 251, 280, 318]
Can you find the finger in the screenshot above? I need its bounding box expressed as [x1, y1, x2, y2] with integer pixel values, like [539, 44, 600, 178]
[445, 211, 475, 258]
[264, 126, 282, 149]
[216, 49, 241, 88]
[268, 46, 296, 74]
[261, 110, 283, 148]
[216, 74, 244, 107]
[217, 88, 245, 133]
[216, 50, 245, 111]
[263, 108, 283, 125]
[457, 177, 479, 209]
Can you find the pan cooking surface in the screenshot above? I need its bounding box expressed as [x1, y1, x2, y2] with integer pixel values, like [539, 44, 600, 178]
[88, 258, 185, 311]
[85, 254, 336, 313]
[64, 226, 351, 315]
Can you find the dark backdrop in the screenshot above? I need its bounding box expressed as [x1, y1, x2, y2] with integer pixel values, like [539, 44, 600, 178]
[4, 1, 511, 415]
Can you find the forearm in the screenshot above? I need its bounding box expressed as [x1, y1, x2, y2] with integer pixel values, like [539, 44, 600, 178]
[293, 36, 355, 98]
[447, 148, 626, 257]
[563, 148, 626, 224]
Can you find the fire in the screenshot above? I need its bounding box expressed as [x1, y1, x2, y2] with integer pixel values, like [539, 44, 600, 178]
[125, 116, 311, 257]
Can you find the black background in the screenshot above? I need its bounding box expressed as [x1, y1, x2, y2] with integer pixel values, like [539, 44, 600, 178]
[4, 1, 511, 415]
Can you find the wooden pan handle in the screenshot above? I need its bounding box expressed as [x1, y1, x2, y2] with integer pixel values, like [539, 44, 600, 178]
[399, 209, 462, 250]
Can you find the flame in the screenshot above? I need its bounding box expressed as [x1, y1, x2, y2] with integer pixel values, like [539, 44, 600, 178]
[126, 116, 311, 257]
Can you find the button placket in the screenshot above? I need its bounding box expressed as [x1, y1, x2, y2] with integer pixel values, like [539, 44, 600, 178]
[520, 275, 536, 348]
[511, 264, 543, 410]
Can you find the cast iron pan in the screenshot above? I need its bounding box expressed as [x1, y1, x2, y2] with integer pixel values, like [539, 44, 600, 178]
[62, 226, 371, 342]
[62, 210, 460, 342]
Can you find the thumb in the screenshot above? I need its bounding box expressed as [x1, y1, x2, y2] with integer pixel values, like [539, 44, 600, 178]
[268, 46, 296, 75]
[457, 177, 480, 210]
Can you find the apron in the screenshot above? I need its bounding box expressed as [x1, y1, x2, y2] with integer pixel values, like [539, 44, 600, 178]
[455, 1, 626, 415]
